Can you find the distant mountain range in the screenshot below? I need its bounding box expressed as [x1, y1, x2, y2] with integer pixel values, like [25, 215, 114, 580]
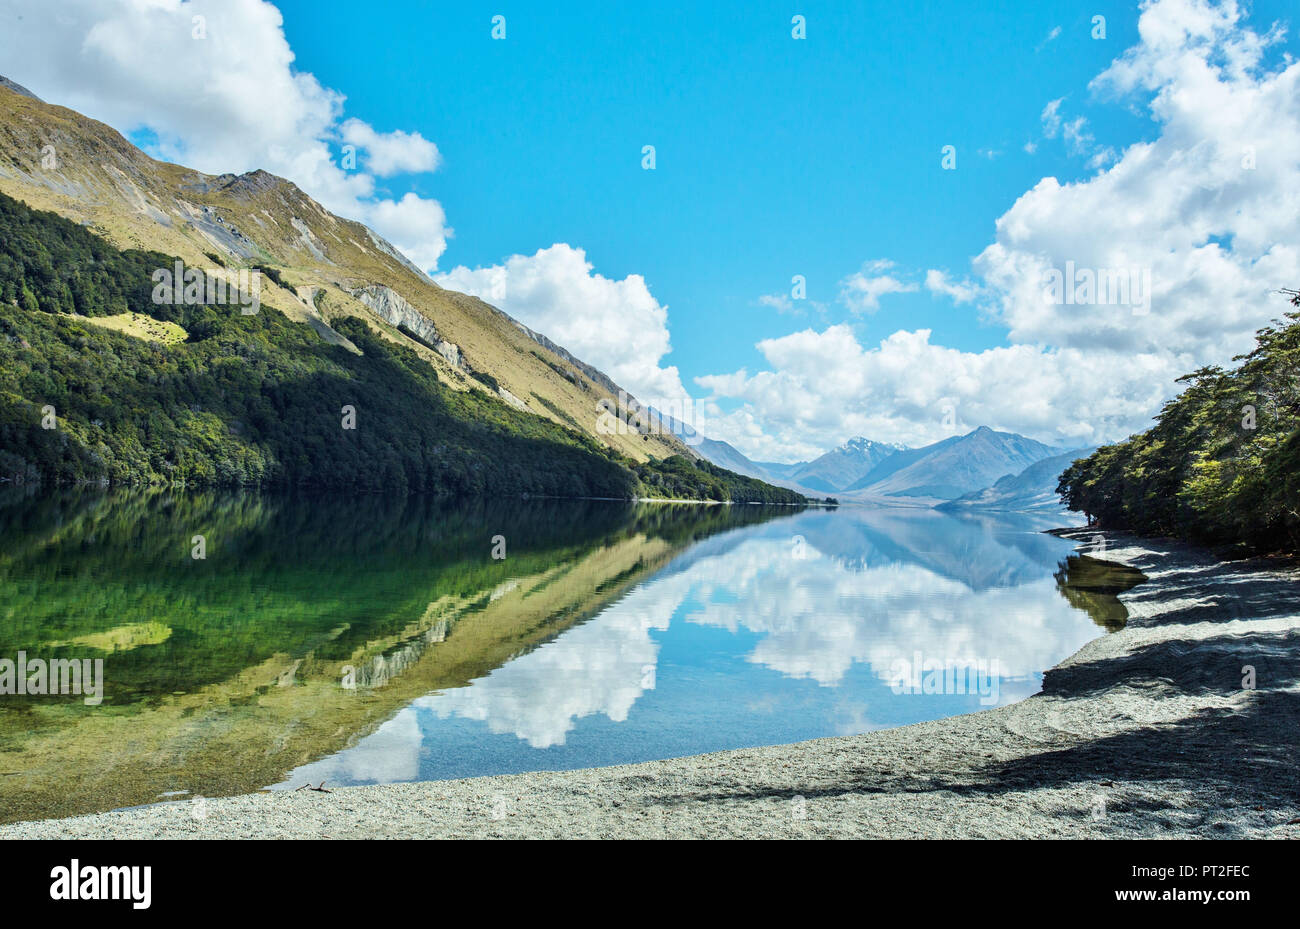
[848, 427, 1060, 500]
[696, 427, 1090, 511]
[694, 436, 906, 491]
[779, 437, 907, 493]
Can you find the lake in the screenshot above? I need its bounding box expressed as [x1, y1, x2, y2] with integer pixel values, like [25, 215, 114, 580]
[0, 489, 1129, 823]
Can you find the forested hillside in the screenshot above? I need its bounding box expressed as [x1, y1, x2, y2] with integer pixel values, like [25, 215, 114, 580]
[1057, 297, 1300, 553]
[634, 454, 807, 504]
[0, 193, 802, 504]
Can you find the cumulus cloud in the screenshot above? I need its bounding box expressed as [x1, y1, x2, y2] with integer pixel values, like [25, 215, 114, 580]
[696, 324, 1177, 455]
[0, 0, 452, 271]
[700, 0, 1300, 459]
[978, 0, 1300, 357]
[366, 193, 451, 274]
[340, 118, 441, 176]
[435, 244, 690, 403]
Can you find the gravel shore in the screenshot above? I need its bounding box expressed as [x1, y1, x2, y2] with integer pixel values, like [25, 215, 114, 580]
[5, 529, 1298, 839]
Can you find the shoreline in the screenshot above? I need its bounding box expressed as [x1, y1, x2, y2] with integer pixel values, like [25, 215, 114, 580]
[5, 528, 1298, 839]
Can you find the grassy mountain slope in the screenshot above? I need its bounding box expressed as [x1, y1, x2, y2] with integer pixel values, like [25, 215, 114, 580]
[0, 190, 632, 495]
[0, 80, 680, 463]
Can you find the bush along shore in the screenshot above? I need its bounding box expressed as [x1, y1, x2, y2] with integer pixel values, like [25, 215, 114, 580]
[1058, 293, 1300, 555]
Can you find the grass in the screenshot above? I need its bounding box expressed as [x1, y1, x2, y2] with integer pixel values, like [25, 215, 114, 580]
[64, 312, 188, 345]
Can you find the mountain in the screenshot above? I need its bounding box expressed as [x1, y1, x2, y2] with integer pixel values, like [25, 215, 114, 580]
[0, 77, 681, 464]
[691, 439, 828, 497]
[690, 424, 1072, 506]
[843, 435, 965, 491]
[0, 77, 38, 100]
[786, 437, 907, 493]
[693, 437, 776, 482]
[937, 448, 1097, 512]
[0, 78, 803, 503]
[752, 460, 806, 480]
[847, 427, 1063, 500]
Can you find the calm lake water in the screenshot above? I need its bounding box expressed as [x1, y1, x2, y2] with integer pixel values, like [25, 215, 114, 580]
[0, 489, 1128, 823]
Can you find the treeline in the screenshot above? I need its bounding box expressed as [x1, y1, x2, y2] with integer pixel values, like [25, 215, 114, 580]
[0, 191, 165, 317]
[634, 454, 806, 504]
[0, 192, 800, 505]
[1058, 300, 1300, 553]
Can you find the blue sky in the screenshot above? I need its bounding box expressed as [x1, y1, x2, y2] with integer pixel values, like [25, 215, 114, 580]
[272, 0, 1147, 366]
[4, 0, 1299, 460]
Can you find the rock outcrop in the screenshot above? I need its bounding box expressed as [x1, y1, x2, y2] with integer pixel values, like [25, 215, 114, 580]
[353, 284, 462, 368]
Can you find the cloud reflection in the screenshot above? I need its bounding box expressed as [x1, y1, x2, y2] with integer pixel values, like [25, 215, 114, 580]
[285, 508, 1103, 784]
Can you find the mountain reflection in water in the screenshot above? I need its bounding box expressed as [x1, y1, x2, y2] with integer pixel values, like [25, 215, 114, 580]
[0, 490, 1128, 822]
[280, 504, 1123, 789]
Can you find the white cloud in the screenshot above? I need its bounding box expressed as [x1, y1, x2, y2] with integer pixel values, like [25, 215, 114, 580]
[924, 269, 980, 304]
[979, 0, 1300, 357]
[0, 0, 452, 271]
[1041, 97, 1065, 136]
[435, 244, 690, 403]
[340, 118, 441, 176]
[366, 193, 451, 274]
[757, 293, 794, 313]
[696, 325, 1177, 456]
[1062, 115, 1094, 153]
[1040, 98, 1105, 160]
[1035, 26, 1064, 53]
[1086, 145, 1119, 169]
[839, 259, 918, 313]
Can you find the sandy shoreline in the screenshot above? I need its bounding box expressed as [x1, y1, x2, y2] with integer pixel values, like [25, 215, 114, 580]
[5, 528, 1298, 839]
